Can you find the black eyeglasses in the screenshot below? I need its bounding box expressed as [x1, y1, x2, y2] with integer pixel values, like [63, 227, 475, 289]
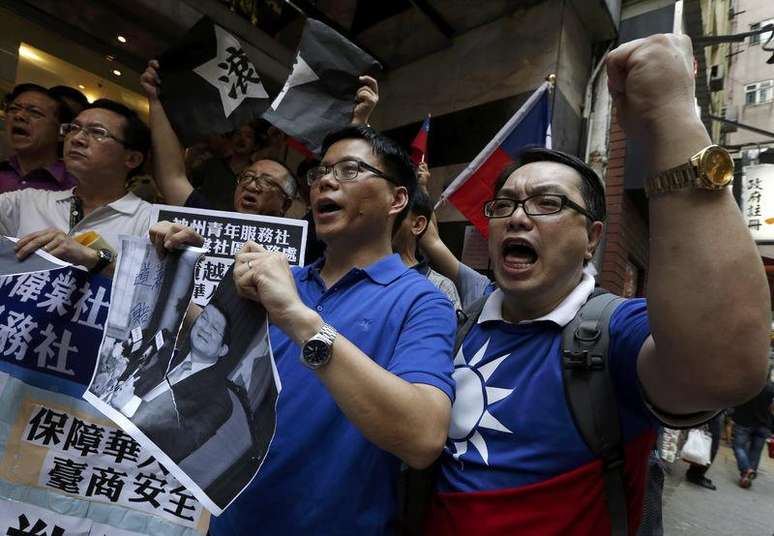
[60, 123, 125, 145]
[237, 172, 290, 199]
[483, 194, 593, 220]
[306, 159, 396, 187]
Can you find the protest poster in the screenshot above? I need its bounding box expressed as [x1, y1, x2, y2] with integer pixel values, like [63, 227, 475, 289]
[84, 236, 280, 515]
[0, 261, 211, 533]
[152, 204, 307, 307]
[0, 265, 109, 398]
[0, 374, 210, 533]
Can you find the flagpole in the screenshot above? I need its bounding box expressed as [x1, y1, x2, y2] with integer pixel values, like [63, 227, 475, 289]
[435, 81, 551, 209]
[420, 113, 431, 164]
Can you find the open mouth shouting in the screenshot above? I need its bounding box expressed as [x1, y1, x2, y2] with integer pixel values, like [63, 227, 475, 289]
[238, 191, 259, 211]
[313, 197, 343, 221]
[501, 237, 538, 274]
[9, 125, 31, 142]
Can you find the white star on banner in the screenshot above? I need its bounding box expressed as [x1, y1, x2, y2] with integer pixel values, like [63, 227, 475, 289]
[194, 25, 268, 118]
[270, 52, 319, 111]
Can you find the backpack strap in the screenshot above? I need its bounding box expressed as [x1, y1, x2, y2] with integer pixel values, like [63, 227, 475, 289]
[454, 296, 488, 355]
[562, 291, 628, 536]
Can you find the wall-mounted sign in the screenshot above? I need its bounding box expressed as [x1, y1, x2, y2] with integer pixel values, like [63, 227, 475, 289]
[742, 164, 774, 241]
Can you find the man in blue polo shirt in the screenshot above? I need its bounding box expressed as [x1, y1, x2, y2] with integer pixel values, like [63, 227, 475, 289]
[420, 34, 771, 534]
[212, 125, 456, 534]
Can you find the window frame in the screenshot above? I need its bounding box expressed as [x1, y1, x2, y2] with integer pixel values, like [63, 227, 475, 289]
[745, 80, 774, 105]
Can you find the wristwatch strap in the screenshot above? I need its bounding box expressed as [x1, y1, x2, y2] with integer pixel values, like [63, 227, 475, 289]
[645, 162, 695, 197]
[89, 249, 112, 274]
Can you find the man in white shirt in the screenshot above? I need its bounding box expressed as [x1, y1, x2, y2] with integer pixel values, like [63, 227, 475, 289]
[0, 99, 153, 275]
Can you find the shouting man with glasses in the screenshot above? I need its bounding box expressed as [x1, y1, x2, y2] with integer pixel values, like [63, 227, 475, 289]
[417, 35, 770, 535]
[199, 124, 457, 534]
[0, 99, 154, 275]
[0, 83, 76, 194]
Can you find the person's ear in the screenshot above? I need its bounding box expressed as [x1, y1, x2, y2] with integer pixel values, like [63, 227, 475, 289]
[125, 150, 144, 174]
[388, 186, 408, 217]
[219, 344, 229, 358]
[282, 196, 293, 215]
[585, 221, 605, 261]
[412, 214, 428, 238]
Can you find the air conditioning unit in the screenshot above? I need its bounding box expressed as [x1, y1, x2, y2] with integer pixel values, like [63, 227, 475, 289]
[721, 105, 738, 133]
[710, 64, 725, 91]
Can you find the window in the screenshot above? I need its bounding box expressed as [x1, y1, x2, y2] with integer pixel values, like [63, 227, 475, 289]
[745, 80, 774, 105]
[750, 19, 774, 46]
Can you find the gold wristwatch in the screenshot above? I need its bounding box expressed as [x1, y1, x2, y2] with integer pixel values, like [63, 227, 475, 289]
[645, 145, 733, 197]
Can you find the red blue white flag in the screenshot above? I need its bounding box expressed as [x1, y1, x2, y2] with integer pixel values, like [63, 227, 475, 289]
[438, 83, 552, 237]
[410, 114, 431, 166]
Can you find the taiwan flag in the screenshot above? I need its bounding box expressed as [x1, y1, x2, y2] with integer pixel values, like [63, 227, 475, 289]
[438, 83, 552, 237]
[410, 114, 431, 166]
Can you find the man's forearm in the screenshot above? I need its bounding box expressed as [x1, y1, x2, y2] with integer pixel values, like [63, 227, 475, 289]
[419, 222, 460, 283]
[149, 99, 193, 205]
[640, 116, 770, 412]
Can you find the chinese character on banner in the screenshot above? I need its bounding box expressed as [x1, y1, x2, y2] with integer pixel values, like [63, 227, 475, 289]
[274, 229, 290, 246]
[62, 418, 105, 457]
[206, 221, 224, 238]
[128, 472, 168, 508]
[102, 429, 141, 465]
[240, 225, 257, 241]
[9, 272, 50, 303]
[256, 227, 273, 244]
[33, 324, 77, 376]
[190, 219, 207, 236]
[36, 271, 76, 315]
[85, 466, 128, 503]
[46, 456, 88, 494]
[163, 486, 198, 521]
[0, 311, 38, 360]
[26, 407, 69, 446]
[6, 514, 65, 536]
[71, 283, 109, 329]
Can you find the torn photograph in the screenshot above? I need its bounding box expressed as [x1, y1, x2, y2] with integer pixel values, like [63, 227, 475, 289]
[83, 235, 280, 515]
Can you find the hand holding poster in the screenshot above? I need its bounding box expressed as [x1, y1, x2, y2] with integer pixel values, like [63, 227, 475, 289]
[84, 236, 280, 515]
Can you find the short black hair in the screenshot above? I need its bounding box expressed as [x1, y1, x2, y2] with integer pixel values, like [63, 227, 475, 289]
[50, 85, 89, 114]
[320, 125, 417, 224]
[7, 83, 73, 124]
[86, 99, 150, 177]
[493, 147, 606, 222]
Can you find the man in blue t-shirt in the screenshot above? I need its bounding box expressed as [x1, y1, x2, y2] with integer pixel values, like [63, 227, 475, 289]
[211, 125, 456, 534]
[420, 34, 771, 535]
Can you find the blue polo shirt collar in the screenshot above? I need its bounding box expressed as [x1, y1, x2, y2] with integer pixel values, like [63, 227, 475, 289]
[301, 253, 410, 287]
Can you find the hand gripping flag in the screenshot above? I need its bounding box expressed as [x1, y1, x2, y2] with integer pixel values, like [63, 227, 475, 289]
[262, 18, 381, 156]
[157, 17, 271, 146]
[410, 115, 431, 166]
[438, 83, 552, 237]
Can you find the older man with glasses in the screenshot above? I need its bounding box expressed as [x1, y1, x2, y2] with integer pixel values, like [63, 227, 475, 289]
[0, 99, 156, 276]
[0, 83, 76, 194]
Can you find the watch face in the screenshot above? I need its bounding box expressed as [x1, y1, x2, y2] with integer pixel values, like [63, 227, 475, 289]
[703, 147, 734, 187]
[303, 339, 330, 366]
